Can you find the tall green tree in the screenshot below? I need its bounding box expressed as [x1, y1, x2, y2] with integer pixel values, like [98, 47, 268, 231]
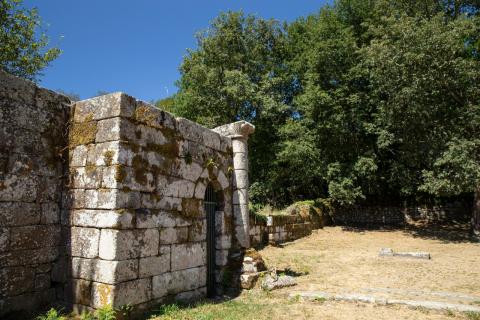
[174, 11, 297, 202]
[0, 0, 60, 81]
[174, 0, 480, 237]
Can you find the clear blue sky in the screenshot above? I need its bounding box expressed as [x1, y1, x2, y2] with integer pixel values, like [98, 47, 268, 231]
[24, 1, 330, 102]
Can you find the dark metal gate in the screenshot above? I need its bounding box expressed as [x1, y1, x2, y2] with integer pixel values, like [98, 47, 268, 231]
[204, 184, 217, 298]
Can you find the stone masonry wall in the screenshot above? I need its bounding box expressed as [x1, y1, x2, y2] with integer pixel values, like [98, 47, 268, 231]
[66, 93, 239, 313]
[0, 70, 71, 316]
[249, 214, 321, 247]
[333, 202, 471, 226]
[1, 71, 255, 317]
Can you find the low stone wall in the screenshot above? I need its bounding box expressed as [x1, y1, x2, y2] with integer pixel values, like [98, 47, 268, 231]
[249, 214, 320, 247]
[333, 202, 471, 226]
[0, 71, 71, 316]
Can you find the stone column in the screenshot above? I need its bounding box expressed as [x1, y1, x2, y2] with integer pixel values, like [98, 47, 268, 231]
[214, 121, 255, 248]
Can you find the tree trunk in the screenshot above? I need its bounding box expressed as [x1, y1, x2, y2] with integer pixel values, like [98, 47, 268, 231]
[472, 187, 480, 241]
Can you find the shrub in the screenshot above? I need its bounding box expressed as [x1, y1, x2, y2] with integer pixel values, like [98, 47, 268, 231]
[36, 308, 67, 320]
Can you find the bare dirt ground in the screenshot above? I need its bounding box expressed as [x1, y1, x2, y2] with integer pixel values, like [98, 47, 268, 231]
[253, 222, 480, 319]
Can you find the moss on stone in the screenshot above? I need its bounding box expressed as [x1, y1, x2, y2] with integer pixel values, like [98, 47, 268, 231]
[181, 198, 203, 218]
[103, 150, 114, 166]
[114, 165, 127, 183]
[85, 165, 96, 174]
[134, 104, 157, 126]
[132, 155, 149, 185]
[69, 113, 97, 147]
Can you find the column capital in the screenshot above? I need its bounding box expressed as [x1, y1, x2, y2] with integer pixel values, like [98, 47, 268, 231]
[213, 120, 255, 140]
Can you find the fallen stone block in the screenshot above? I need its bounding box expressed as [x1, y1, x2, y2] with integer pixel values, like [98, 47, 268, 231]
[379, 248, 431, 259]
[288, 291, 480, 313]
[262, 274, 297, 291]
[240, 273, 260, 289]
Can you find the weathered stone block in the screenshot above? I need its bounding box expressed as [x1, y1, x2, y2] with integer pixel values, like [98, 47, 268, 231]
[0, 227, 8, 252]
[136, 124, 168, 146]
[91, 282, 114, 308]
[0, 266, 35, 295]
[70, 167, 102, 189]
[152, 266, 206, 298]
[10, 225, 60, 250]
[71, 209, 134, 229]
[74, 92, 136, 122]
[70, 145, 88, 167]
[41, 202, 60, 224]
[163, 179, 195, 198]
[135, 100, 176, 130]
[194, 181, 206, 199]
[182, 198, 203, 218]
[114, 278, 152, 307]
[136, 210, 176, 228]
[0, 69, 36, 105]
[176, 118, 204, 143]
[0, 246, 59, 268]
[141, 194, 182, 211]
[175, 160, 203, 182]
[0, 173, 38, 202]
[71, 227, 100, 258]
[202, 130, 221, 151]
[103, 166, 155, 192]
[175, 287, 206, 303]
[87, 141, 121, 166]
[99, 228, 159, 260]
[217, 170, 230, 190]
[171, 243, 206, 271]
[116, 190, 141, 209]
[71, 257, 138, 284]
[160, 226, 188, 245]
[34, 273, 51, 291]
[188, 220, 206, 242]
[95, 117, 136, 143]
[139, 252, 170, 277]
[0, 202, 40, 226]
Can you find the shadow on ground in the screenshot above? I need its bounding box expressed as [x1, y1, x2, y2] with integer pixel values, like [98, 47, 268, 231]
[340, 220, 478, 244]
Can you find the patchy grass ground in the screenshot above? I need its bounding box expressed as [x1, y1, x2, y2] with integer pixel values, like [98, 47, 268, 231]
[151, 223, 480, 320]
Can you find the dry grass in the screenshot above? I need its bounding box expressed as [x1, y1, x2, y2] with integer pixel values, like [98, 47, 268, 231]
[255, 223, 480, 319]
[151, 223, 480, 319]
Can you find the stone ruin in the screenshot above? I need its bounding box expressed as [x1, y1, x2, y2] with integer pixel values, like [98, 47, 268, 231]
[0, 70, 255, 317]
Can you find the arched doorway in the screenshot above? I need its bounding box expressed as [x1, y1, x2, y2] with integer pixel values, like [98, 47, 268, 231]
[204, 183, 218, 298]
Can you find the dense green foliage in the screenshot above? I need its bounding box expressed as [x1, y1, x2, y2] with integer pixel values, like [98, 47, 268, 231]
[167, 0, 480, 208]
[0, 0, 60, 81]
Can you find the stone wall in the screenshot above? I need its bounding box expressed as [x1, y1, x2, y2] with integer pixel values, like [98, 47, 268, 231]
[249, 214, 321, 247]
[333, 202, 471, 226]
[0, 70, 71, 316]
[66, 93, 252, 313]
[0, 71, 256, 317]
